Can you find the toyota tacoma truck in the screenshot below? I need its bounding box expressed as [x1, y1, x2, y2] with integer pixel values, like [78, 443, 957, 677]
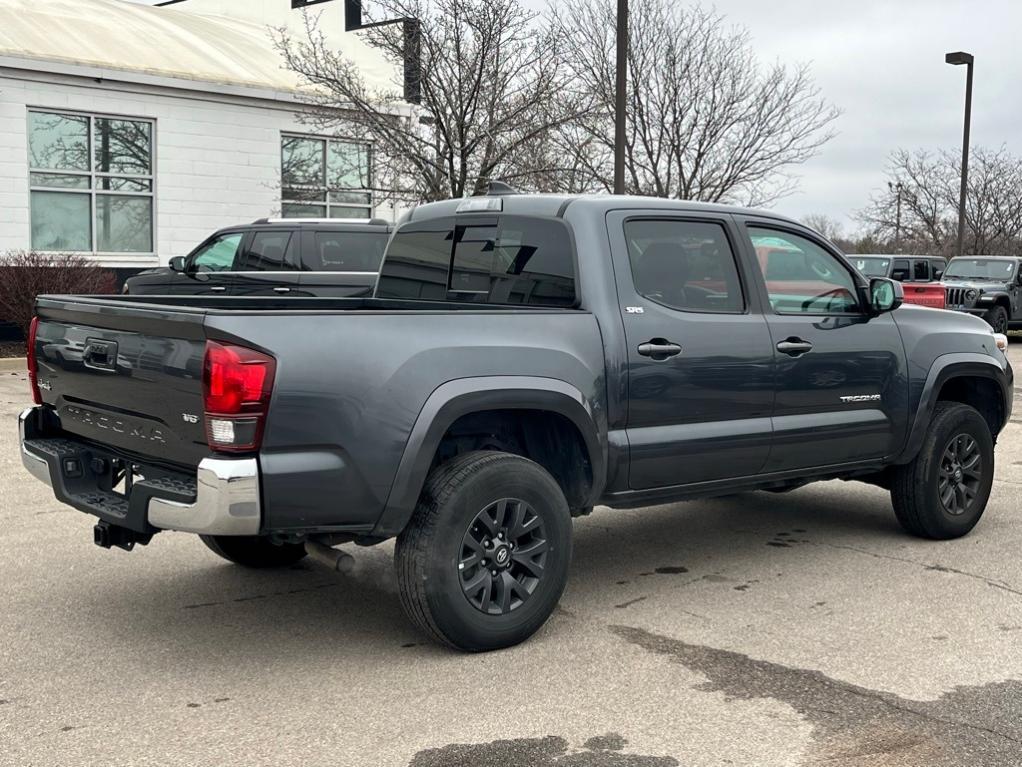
[19, 191, 1013, 651]
[941, 256, 1022, 333]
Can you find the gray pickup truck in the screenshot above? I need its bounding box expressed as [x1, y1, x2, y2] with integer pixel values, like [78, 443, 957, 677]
[20, 192, 1013, 651]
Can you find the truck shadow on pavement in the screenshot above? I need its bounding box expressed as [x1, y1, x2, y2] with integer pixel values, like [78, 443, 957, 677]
[79, 481, 1008, 664]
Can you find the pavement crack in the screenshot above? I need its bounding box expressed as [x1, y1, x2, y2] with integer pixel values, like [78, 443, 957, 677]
[182, 580, 342, 609]
[814, 542, 1022, 597]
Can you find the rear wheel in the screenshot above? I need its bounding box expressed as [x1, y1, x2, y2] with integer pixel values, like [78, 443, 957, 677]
[890, 402, 994, 539]
[986, 305, 1009, 334]
[200, 535, 308, 568]
[395, 451, 572, 652]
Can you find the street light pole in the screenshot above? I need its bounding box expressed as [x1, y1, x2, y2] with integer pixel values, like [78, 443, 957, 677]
[614, 0, 627, 195]
[946, 51, 974, 259]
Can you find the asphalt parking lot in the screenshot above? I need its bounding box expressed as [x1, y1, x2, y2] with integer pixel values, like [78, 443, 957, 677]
[2, 349, 1022, 767]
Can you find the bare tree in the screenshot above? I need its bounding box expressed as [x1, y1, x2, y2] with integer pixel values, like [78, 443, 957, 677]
[551, 0, 840, 205]
[856, 146, 1022, 256]
[274, 0, 583, 204]
[802, 213, 844, 242]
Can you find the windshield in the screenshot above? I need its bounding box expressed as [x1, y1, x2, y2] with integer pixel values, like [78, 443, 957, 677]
[943, 259, 1016, 281]
[852, 257, 891, 277]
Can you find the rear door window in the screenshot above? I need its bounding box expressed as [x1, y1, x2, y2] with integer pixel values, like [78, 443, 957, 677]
[306, 231, 387, 272]
[377, 215, 576, 306]
[623, 219, 744, 312]
[239, 231, 297, 271]
[913, 260, 930, 281]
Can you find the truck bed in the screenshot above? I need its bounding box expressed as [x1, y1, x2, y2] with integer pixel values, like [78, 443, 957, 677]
[31, 293, 605, 536]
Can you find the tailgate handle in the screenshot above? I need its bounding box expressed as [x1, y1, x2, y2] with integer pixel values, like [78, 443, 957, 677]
[83, 339, 117, 372]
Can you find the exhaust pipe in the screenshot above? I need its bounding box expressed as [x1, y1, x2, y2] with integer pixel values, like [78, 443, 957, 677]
[304, 540, 355, 573]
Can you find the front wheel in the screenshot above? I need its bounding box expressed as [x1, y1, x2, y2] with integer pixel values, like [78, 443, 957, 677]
[395, 451, 572, 651]
[986, 305, 1009, 334]
[200, 535, 308, 568]
[890, 402, 994, 539]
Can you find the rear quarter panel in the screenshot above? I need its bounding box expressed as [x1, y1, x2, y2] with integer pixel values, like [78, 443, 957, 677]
[203, 309, 607, 532]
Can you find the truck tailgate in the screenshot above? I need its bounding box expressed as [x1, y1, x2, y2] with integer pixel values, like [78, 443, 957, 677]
[33, 296, 210, 468]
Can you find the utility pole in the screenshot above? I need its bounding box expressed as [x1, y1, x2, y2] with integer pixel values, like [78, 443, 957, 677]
[889, 181, 903, 253]
[614, 0, 627, 195]
[945, 51, 974, 259]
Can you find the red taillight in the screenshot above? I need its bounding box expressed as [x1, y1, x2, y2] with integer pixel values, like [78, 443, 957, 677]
[202, 340, 276, 453]
[27, 316, 41, 405]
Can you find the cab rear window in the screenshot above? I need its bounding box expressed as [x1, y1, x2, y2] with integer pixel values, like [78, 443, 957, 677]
[376, 215, 577, 307]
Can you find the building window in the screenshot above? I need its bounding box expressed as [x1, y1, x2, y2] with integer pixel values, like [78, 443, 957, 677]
[28, 111, 155, 254]
[281, 134, 372, 219]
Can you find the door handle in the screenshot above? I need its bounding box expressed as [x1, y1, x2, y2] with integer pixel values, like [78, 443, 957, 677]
[273, 286, 291, 294]
[776, 338, 813, 356]
[637, 339, 683, 360]
[209, 285, 226, 293]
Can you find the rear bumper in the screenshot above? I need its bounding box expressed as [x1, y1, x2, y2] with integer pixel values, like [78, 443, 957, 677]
[19, 407, 260, 536]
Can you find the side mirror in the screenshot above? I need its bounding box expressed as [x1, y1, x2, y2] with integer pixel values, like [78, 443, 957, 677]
[868, 277, 903, 316]
[169, 256, 187, 273]
[934, 269, 944, 281]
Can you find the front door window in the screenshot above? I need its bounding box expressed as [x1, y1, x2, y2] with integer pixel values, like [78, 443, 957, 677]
[748, 228, 860, 314]
[190, 233, 242, 272]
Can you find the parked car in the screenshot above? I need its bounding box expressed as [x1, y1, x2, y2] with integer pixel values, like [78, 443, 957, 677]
[124, 218, 391, 297]
[941, 256, 1022, 333]
[850, 254, 947, 309]
[20, 191, 1012, 651]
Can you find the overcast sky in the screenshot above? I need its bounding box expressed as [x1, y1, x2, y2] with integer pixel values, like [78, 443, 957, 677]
[704, 0, 1022, 233]
[126, 0, 1021, 233]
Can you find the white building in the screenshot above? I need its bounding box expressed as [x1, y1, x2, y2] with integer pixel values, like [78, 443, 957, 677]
[0, 0, 402, 274]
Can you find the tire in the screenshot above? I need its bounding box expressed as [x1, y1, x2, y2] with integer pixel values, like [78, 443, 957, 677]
[200, 535, 308, 568]
[986, 305, 1009, 334]
[890, 402, 994, 539]
[395, 451, 572, 652]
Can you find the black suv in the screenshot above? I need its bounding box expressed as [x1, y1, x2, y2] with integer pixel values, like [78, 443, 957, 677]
[124, 218, 391, 297]
[941, 256, 1022, 333]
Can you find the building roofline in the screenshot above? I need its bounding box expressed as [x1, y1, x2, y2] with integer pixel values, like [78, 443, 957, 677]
[0, 53, 306, 105]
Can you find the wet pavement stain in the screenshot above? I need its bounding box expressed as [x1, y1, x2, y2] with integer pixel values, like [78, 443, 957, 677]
[653, 566, 689, 575]
[610, 625, 1022, 766]
[408, 734, 678, 766]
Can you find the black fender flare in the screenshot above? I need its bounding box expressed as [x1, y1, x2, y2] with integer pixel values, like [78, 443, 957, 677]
[893, 352, 1012, 464]
[370, 376, 606, 538]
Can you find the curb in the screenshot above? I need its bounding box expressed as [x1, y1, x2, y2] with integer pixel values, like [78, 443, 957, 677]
[0, 357, 26, 373]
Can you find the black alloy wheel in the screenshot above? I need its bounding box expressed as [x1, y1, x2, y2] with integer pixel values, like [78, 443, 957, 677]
[938, 433, 983, 516]
[459, 498, 548, 615]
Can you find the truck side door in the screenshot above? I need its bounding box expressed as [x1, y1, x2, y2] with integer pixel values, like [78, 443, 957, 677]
[231, 229, 301, 296]
[609, 211, 775, 489]
[737, 220, 909, 472]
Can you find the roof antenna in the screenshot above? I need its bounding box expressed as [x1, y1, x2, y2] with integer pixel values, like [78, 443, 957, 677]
[486, 180, 519, 196]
